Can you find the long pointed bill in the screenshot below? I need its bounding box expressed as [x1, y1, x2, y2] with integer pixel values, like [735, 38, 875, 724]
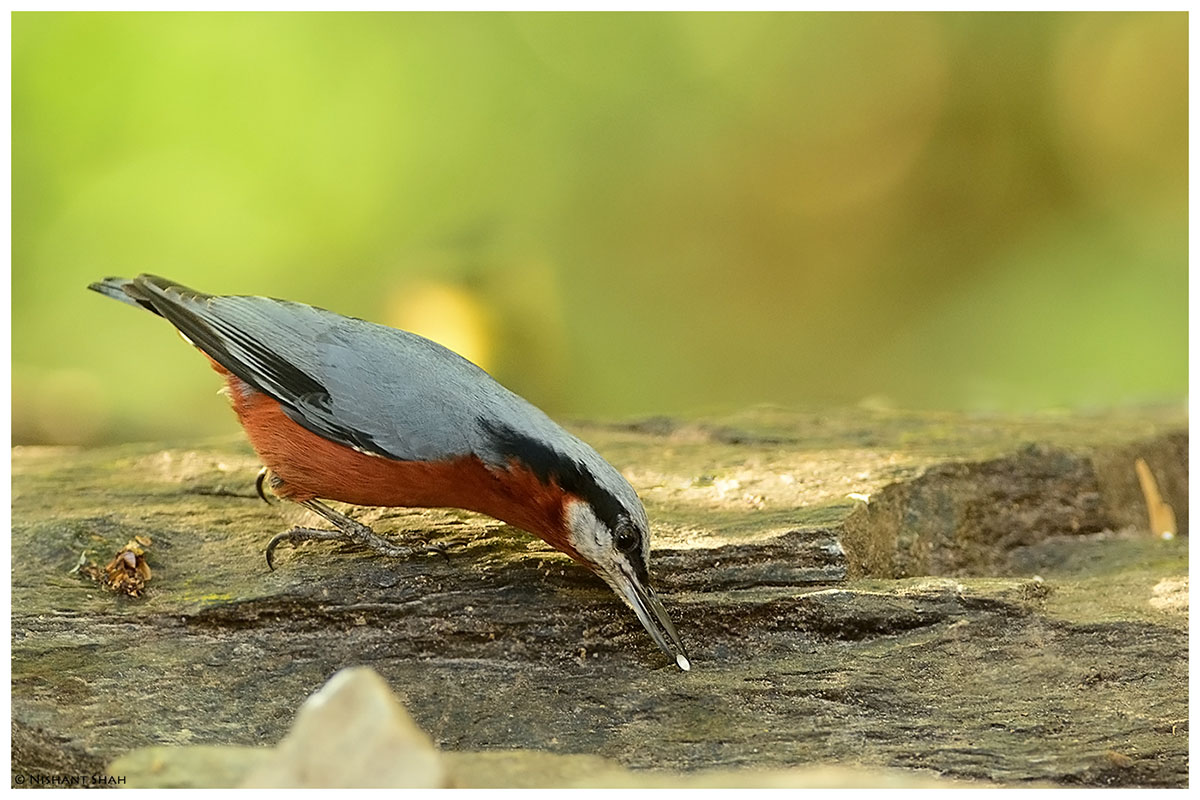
[607, 570, 690, 671]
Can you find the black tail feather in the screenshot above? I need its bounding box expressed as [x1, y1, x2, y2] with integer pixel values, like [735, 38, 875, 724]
[88, 274, 218, 318]
[87, 277, 163, 317]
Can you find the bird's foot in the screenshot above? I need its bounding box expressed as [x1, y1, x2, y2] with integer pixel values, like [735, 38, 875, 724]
[264, 499, 456, 570]
[264, 524, 449, 570]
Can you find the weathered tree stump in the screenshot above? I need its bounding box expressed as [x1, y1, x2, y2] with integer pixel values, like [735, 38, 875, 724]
[11, 406, 1188, 787]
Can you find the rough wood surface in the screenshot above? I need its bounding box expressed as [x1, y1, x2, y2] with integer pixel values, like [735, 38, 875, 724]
[10, 406, 1189, 787]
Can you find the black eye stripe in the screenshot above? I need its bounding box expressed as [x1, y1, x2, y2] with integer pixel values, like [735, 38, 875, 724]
[478, 419, 627, 532]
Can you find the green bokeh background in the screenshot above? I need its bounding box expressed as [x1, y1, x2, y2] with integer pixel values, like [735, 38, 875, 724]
[13, 12, 1187, 446]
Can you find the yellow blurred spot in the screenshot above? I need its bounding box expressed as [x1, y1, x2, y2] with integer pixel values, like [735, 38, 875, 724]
[384, 282, 494, 372]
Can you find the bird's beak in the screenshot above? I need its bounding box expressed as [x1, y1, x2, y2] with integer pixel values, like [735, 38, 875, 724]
[606, 569, 690, 671]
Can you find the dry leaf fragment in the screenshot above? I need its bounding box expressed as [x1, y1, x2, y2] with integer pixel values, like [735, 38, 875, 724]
[79, 538, 153, 598]
[1135, 458, 1177, 539]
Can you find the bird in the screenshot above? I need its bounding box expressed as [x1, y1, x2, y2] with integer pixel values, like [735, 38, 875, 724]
[89, 274, 689, 671]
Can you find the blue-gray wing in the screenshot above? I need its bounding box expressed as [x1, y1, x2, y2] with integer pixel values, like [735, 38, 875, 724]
[103, 274, 562, 466]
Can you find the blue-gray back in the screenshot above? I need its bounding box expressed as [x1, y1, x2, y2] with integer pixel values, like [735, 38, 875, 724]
[89, 275, 646, 532]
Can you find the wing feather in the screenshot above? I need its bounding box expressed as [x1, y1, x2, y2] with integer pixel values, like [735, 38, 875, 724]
[129, 275, 397, 458]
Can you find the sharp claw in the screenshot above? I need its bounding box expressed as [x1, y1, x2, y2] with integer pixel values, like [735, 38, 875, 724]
[255, 467, 277, 505]
[423, 536, 471, 563]
[265, 530, 292, 571]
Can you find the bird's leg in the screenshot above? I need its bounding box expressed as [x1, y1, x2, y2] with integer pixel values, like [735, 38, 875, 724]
[264, 498, 452, 570]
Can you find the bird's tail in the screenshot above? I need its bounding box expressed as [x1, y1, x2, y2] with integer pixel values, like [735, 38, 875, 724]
[89, 274, 213, 317]
[87, 276, 165, 317]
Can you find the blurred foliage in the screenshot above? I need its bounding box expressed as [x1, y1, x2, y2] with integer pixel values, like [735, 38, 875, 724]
[12, 11, 1187, 446]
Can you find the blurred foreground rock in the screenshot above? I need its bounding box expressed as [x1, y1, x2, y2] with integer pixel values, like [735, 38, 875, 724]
[239, 666, 442, 788]
[109, 666, 970, 788]
[11, 406, 1188, 788]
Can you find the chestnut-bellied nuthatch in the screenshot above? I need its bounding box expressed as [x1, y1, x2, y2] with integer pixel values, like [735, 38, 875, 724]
[89, 275, 689, 670]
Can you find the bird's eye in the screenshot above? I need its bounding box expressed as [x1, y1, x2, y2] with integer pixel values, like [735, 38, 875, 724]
[615, 527, 639, 553]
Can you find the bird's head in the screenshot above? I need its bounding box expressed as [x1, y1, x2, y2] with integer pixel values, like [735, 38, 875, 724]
[479, 418, 689, 670]
[561, 494, 690, 672]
